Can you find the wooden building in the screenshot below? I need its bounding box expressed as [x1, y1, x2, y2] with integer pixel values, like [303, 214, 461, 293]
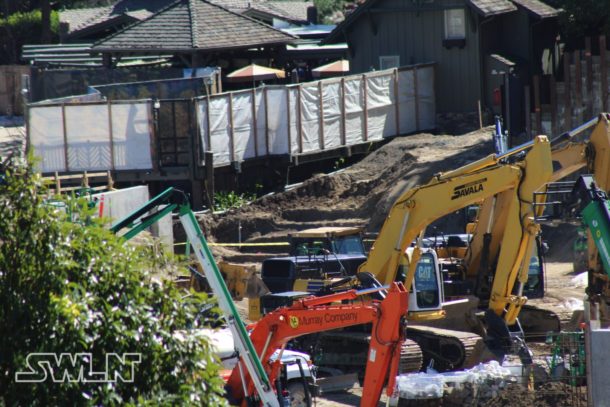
[324, 0, 560, 132]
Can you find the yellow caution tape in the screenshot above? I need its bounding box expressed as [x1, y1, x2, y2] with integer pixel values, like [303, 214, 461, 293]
[174, 241, 290, 247]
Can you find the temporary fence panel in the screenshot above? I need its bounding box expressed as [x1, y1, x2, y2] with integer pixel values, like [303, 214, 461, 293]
[110, 103, 153, 170]
[321, 81, 342, 150]
[231, 91, 256, 162]
[416, 67, 436, 131]
[265, 88, 289, 156]
[367, 72, 397, 139]
[398, 69, 417, 134]
[29, 101, 153, 173]
[300, 83, 321, 153]
[344, 77, 365, 145]
[196, 65, 435, 167]
[288, 88, 300, 154]
[65, 104, 111, 170]
[29, 105, 65, 171]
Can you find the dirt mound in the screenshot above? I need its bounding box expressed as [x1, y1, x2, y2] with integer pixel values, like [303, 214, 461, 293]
[201, 127, 495, 251]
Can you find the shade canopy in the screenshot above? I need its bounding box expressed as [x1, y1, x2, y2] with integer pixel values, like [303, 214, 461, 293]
[312, 59, 350, 78]
[226, 63, 286, 83]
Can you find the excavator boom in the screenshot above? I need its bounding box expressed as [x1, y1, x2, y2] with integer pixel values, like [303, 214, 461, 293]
[227, 283, 409, 407]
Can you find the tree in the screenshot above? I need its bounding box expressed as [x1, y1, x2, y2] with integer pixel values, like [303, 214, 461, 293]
[544, 0, 610, 47]
[0, 162, 228, 406]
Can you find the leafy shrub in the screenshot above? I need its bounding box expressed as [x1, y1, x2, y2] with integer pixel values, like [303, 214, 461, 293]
[0, 10, 59, 64]
[0, 163, 228, 406]
[214, 191, 255, 212]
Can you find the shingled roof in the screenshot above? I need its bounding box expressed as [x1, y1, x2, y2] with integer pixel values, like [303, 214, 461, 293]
[512, 0, 560, 18]
[467, 0, 517, 17]
[92, 0, 296, 53]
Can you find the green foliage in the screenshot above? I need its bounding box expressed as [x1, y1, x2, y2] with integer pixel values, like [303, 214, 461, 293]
[0, 163, 228, 406]
[314, 0, 346, 24]
[544, 0, 610, 46]
[214, 191, 256, 212]
[0, 9, 60, 63]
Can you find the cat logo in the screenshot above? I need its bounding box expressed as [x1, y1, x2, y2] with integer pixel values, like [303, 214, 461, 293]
[289, 316, 299, 329]
[451, 178, 487, 200]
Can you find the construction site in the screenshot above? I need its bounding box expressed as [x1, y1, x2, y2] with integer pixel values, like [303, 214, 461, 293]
[2, 1, 610, 405]
[4, 103, 610, 407]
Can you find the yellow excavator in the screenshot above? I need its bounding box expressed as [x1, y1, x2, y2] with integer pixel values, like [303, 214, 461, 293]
[255, 134, 556, 371]
[435, 113, 610, 337]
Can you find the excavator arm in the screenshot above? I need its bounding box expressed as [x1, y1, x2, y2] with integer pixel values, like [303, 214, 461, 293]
[358, 135, 553, 319]
[465, 114, 610, 323]
[227, 283, 409, 407]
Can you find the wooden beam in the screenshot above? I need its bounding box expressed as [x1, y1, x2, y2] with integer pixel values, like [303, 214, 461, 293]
[601, 36, 608, 111]
[340, 78, 347, 146]
[252, 88, 258, 157]
[264, 87, 270, 155]
[297, 85, 303, 153]
[394, 68, 400, 136]
[204, 151, 214, 209]
[563, 52, 572, 131]
[533, 75, 541, 135]
[61, 103, 69, 171]
[318, 81, 325, 150]
[362, 74, 368, 141]
[107, 101, 115, 170]
[286, 88, 292, 154]
[228, 93, 235, 162]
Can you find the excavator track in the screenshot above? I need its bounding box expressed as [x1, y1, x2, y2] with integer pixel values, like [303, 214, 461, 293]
[406, 325, 485, 372]
[310, 331, 423, 375]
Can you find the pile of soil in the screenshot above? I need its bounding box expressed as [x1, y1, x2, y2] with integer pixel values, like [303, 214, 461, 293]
[201, 127, 496, 253]
[480, 382, 587, 407]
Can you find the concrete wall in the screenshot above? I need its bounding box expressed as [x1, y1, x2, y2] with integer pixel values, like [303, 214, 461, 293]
[93, 186, 173, 250]
[588, 328, 610, 407]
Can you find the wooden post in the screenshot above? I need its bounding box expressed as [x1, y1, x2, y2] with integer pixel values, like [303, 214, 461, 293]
[550, 75, 557, 136]
[477, 100, 483, 129]
[205, 96, 212, 152]
[107, 101, 115, 170]
[204, 151, 214, 210]
[228, 93, 235, 162]
[524, 85, 531, 138]
[413, 67, 420, 131]
[264, 87, 270, 156]
[318, 81, 325, 150]
[575, 50, 583, 122]
[340, 78, 347, 146]
[585, 37, 593, 118]
[394, 69, 400, 136]
[106, 170, 114, 190]
[286, 88, 292, 154]
[601, 35, 608, 111]
[54, 171, 60, 193]
[362, 74, 368, 141]
[61, 103, 69, 171]
[533, 75, 542, 135]
[563, 52, 573, 130]
[251, 88, 258, 157]
[297, 85, 303, 153]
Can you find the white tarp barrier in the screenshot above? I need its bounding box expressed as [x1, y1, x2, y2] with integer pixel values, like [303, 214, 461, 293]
[196, 65, 436, 167]
[29, 101, 153, 173]
[367, 73, 396, 139]
[398, 69, 417, 135]
[288, 88, 299, 154]
[65, 104, 111, 170]
[231, 92, 255, 162]
[110, 103, 153, 170]
[265, 88, 288, 156]
[344, 77, 365, 145]
[29, 105, 65, 171]
[321, 82, 342, 150]
[300, 83, 321, 153]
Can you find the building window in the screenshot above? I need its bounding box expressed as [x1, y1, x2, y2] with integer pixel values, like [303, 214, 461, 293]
[379, 55, 400, 70]
[443, 9, 466, 48]
[444, 9, 465, 39]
